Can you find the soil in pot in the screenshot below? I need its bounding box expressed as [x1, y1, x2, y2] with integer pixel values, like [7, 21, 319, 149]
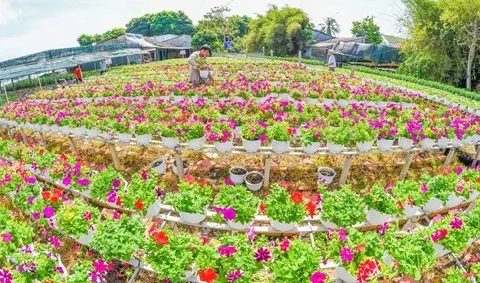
[319, 169, 335, 177]
[151, 160, 164, 168]
[173, 160, 189, 169]
[231, 168, 247, 175]
[246, 173, 263, 184]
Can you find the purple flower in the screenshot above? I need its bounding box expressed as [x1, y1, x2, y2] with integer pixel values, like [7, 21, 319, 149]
[226, 270, 243, 282]
[456, 167, 463, 175]
[88, 271, 106, 283]
[27, 195, 35, 205]
[156, 188, 164, 198]
[23, 177, 36, 184]
[49, 236, 61, 249]
[0, 268, 13, 283]
[53, 265, 65, 274]
[222, 207, 237, 221]
[338, 229, 347, 242]
[218, 245, 237, 257]
[112, 179, 121, 188]
[1, 233, 12, 243]
[43, 206, 55, 218]
[93, 260, 108, 273]
[32, 212, 40, 220]
[340, 247, 354, 263]
[450, 217, 463, 229]
[310, 271, 327, 283]
[76, 178, 90, 186]
[247, 226, 256, 242]
[379, 222, 389, 236]
[420, 183, 428, 194]
[254, 247, 271, 262]
[62, 175, 71, 187]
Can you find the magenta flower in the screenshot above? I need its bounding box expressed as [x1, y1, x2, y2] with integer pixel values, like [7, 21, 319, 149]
[420, 183, 428, 194]
[83, 211, 93, 221]
[340, 247, 354, 263]
[0, 269, 13, 283]
[431, 229, 448, 243]
[88, 271, 106, 283]
[32, 212, 40, 220]
[112, 210, 120, 220]
[222, 207, 237, 221]
[76, 179, 90, 186]
[141, 170, 148, 180]
[43, 206, 55, 218]
[247, 226, 256, 242]
[379, 222, 389, 236]
[49, 236, 61, 249]
[1, 233, 12, 243]
[456, 167, 463, 175]
[27, 195, 35, 205]
[93, 260, 108, 273]
[62, 175, 71, 187]
[280, 238, 290, 252]
[224, 178, 235, 185]
[456, 185, 464, 193]
[218, 245, 237, 257]
[112, 179, 121, 188]
[338, 229, 347, 242]
[226, 270, 243, 282]
[254, 247, 271, 262]
[259, 134, 267, 142]
[385, 183, 393, 191]
[450, 218, 463, 229]
[23, 177, 36, 184]
[310, 271, 327, 283]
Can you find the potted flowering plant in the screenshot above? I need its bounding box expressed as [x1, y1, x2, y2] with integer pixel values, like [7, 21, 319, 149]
[90, 166, 124, 202]
[229, 166, 247, 185]
[12, 181, 42, 211]
[134, 122, 153, 146]
[120, 170, 163, 217]
[0, 169, 21, 195]
[113, 121, 133, 143]
[297, 126, 321, 154]
[56, 199, 99, 244]
[324, 124, 350, 154]
[420, 126, 437, 149]
[159, 123, 180, 149]
[421, 173, 460, 212]
[90, 214, 146, 262]
[184, 122, 206, 150]
[207, 120, 234, 153]
[363, 184, 403, 225]
[376, 121, 397, 152]
[265, 184, 307, 231]
[334, 88, 351, 107]
[352, 121, 377, 153]
[241, 120, 267, 153]
[427, 215, 471, 255]
[266, 122, 292, 154]
[244, 171, 264, 191]
[213, 185, 260, 230]
[391, 179, 428, 217]
[320, 185, 366, 228]
[397, 121, 422, 150]
[164, 179, 213, 224]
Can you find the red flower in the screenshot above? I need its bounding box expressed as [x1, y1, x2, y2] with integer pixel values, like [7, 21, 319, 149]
[185, 174, 196, 184]
[198, 267, 219, 283]
[477, 176, 480, 184]
[396, 200, 404, 210]
[356, 259, 381, 283]
[291, 191, 303, 204]
[353, 243, 366, 252]
[305, 201, 316, 218]
[42, 191, 51, 200]
[152, 231, 169, 245]
[198, 180, 208, 186]
[279, 180, 292, 189]
[135, 199, 144, 211]
[259, 203, 266, 214]
[39, 149, 45, 155]
[52, 189, 63, 198]
[116, 197, 122, 206]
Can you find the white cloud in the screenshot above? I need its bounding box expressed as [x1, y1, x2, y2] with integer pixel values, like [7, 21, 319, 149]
[0, 0, 22, 26]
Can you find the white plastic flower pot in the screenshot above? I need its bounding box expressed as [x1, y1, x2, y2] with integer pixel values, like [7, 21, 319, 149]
[242, 138, 261, 153]
[462, 136, 474, 145]
[271, 140, 290, 154]
[215, 140, 233, 153]
[433, 244, 449, 258]
[179, 211, 206, 224]
[322, 98, 334, 106]
[161, 136, 179, 149]
[377, 101, 388, 108]
[437, 137, 450, 148]
[398, 137, 414, 150]
[302, 142, 320, 154]
[50, 125, 59, 133]
[382, 251, 393, 265]
[356, 140, 375, 153]
[403, 204, 423, 218]
[72, 127, 86, 138]
[187, 136, 205, 150]
[101, 132, 113, 141]
[77, 230, 94, 246]
[327, 141, 344, 154]
[146, 200, 162, 218]
[366, 208, 392, 226]
[136, 134, 151, 146]
[41, 125, 50, 133]
[337, 99, 349, 107]
[420, 138, 436, 149]
[227, 220, 253, 230]
[317, 167, 336, 185]
[200, 70, 209, 79]
[229, 167, 247, 185]
[445, 193, 465, 208]
[270, 219, 296, 231]
[173, 95, 185, 103]
[423, 197, 444, 213]
[377, 139, 394, 152]
[451, 138, 462, 147]
[472, 134, 480, 143]
[150, 158, 167, 174]
[173, 161, 188, 176]
[306, 98, 318, 105]
[336, 267, 356, 283]
[320, 215, 338, 229]
[60, 126, 71, 137]
[469, 190, 480, 202]
[117, 133, 132, 143]
[87, 129, 99, 139]
[233, 126, 242, 137]
[244, 171, 264, 191]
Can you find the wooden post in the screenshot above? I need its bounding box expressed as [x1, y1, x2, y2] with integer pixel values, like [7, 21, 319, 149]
[37, 75, 43, 90]
[52, 70, 57, 86]
[399, 153, 414, 180]
[472, 146, 480, 168]
[264, 155, 272, 188]
[127, 267, 141, 283]
[39, 132, 47, 146]
[19, 128, 28, 144]
[108, 143, 121, 170]
[28, 75, 33, 86]
[1, 82, 8, 103]
[10, 79, 15, 90]
[350, 65, 356, 78]
[444, 148, 456, 168]
[298, 50, 302, 63]
[270, 50, 274, 57]
[339, 155, 354, 186]
[68, 137, 78, 152]
[174, 146, 184, 179]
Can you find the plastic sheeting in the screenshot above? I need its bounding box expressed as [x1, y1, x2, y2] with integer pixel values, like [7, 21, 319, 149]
[0, 45, 148, 80]
[308, 41, 400, 64]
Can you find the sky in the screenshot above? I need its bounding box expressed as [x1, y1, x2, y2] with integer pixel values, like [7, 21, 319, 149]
[0, 0, 405, 62]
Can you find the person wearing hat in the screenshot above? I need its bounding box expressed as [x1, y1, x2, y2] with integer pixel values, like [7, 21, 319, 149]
[188, 45, 214, 84]
[326, 49, 336, 72]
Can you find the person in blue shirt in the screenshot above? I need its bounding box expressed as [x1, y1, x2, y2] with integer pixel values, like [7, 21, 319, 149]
[326, 49, 336, 72]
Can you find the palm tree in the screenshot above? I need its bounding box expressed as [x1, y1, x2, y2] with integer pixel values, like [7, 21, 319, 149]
[319, 17, 340, 36]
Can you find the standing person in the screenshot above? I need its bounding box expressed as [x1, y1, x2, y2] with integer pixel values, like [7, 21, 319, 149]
[326, 49, 336, 72]
[99, 59, 108, 75]
[73, 65, 83, 83]
[188, 45, 214, 84]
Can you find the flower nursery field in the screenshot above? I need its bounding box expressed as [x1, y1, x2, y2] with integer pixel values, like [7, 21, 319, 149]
[1, 58, 480, 283]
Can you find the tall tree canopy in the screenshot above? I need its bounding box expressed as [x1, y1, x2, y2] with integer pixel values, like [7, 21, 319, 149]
[319, 17, 340, 36]
[351, 16, 382, 44]
[77, 28, 126, 46]
[125, 11, 195, 36]
[125, 14, 155, 36]
[246, 5, 313, 56]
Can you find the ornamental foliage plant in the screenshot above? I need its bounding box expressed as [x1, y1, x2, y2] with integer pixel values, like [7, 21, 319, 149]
[164, 179, 213, 214]
[213, 185, 260, 224]
[120, 170, 161, 214]
[266, 122, 292, 142]
[56, 199, 100, 238]
[320, 185, 366, 227]
[90, 166, 124, 200]
[265, 184, 306, 224]
[363, 184, 404, 216]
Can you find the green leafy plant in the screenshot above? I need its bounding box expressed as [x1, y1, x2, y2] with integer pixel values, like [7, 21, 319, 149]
[90, 166, 124, 200]
[241, 120, 267, 141]
[321, 185, 366, 227]
[213, 185, 260, 224]
[297, 127, 321, 146]
[391, 179, 429, 207]
[265, 184, 306, 223]
[323, 124, 351, 146]
[164, 180, 212, 214]
[184, 122, 205, 141]
[120, 170, 161, 214]
[266, 122, 292, 142]
[363, 184, 403, 216]
[352, 121, 377, 143]
[56, 199, 100, 238]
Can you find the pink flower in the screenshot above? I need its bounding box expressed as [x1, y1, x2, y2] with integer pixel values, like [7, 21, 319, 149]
[88, 271, 106, 283]
[247, 226, 256, 242]
[420, 183, 428, 194]
[259, 134, 267, 142]
[310, 271, 327, 283]
[43, 206, 55, 218]
[62, 175, 71, 187]
[218, 245, 237, 257]
[112, 210, 120, 220]
[378, 222, 389, 235]
[23, 177, 36, 184]
[254, 247, 271, 262]
[1, 233, 12, 243]
[456, 185, 464, 193]
[280, 238, 291, 252]
[450, 217, 463, 229]
[385, 183, 393, 191]
[431, 229, 448, 243]
[32, 212, 40, 220]
[93, 260, 108, 273]
[141, 170, 148, 180]
[112, 179, 120, 188]
[0, 269, 13, 283]
[224, 178, 235, 186]
[76, 179, 90, 186]
[83, 211, 93, 221]
[456, 167, 463, 175]
[338, 229, 347, 242]
[340, 247, 354, 263]
[49, 236, 61, 249]
[215, 207, 237, 221]
[226, 270, 243, 282]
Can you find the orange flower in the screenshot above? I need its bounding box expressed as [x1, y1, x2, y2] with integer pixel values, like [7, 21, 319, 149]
[135, 199, 144, 211]
[198, 180, 208, 186]
[477, 177, 480, 184]
[52, 188, 63, 198]
[396, 200, 404, 210]
[353, 243, 366, 252]
[42, 191, 51, 200]
[259, 203, 266, 214]
[290, 191, 303, 204]
[305, 200, 316, 218]
[152, 231, 169, 245]
[198, 267, 219, 283]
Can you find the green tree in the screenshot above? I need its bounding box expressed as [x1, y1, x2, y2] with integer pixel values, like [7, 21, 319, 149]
[319, 17, 340, 36]
[77, 34, 96, 46]
[351, 16, 382, 44]
[150, 11, 195, 35]
[101, 28, 126, 42]
[126, 15, 154, 36]
[191, 29, 222, 51]
[246, 5, 313, 56]
[77, 28, 125, 46]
